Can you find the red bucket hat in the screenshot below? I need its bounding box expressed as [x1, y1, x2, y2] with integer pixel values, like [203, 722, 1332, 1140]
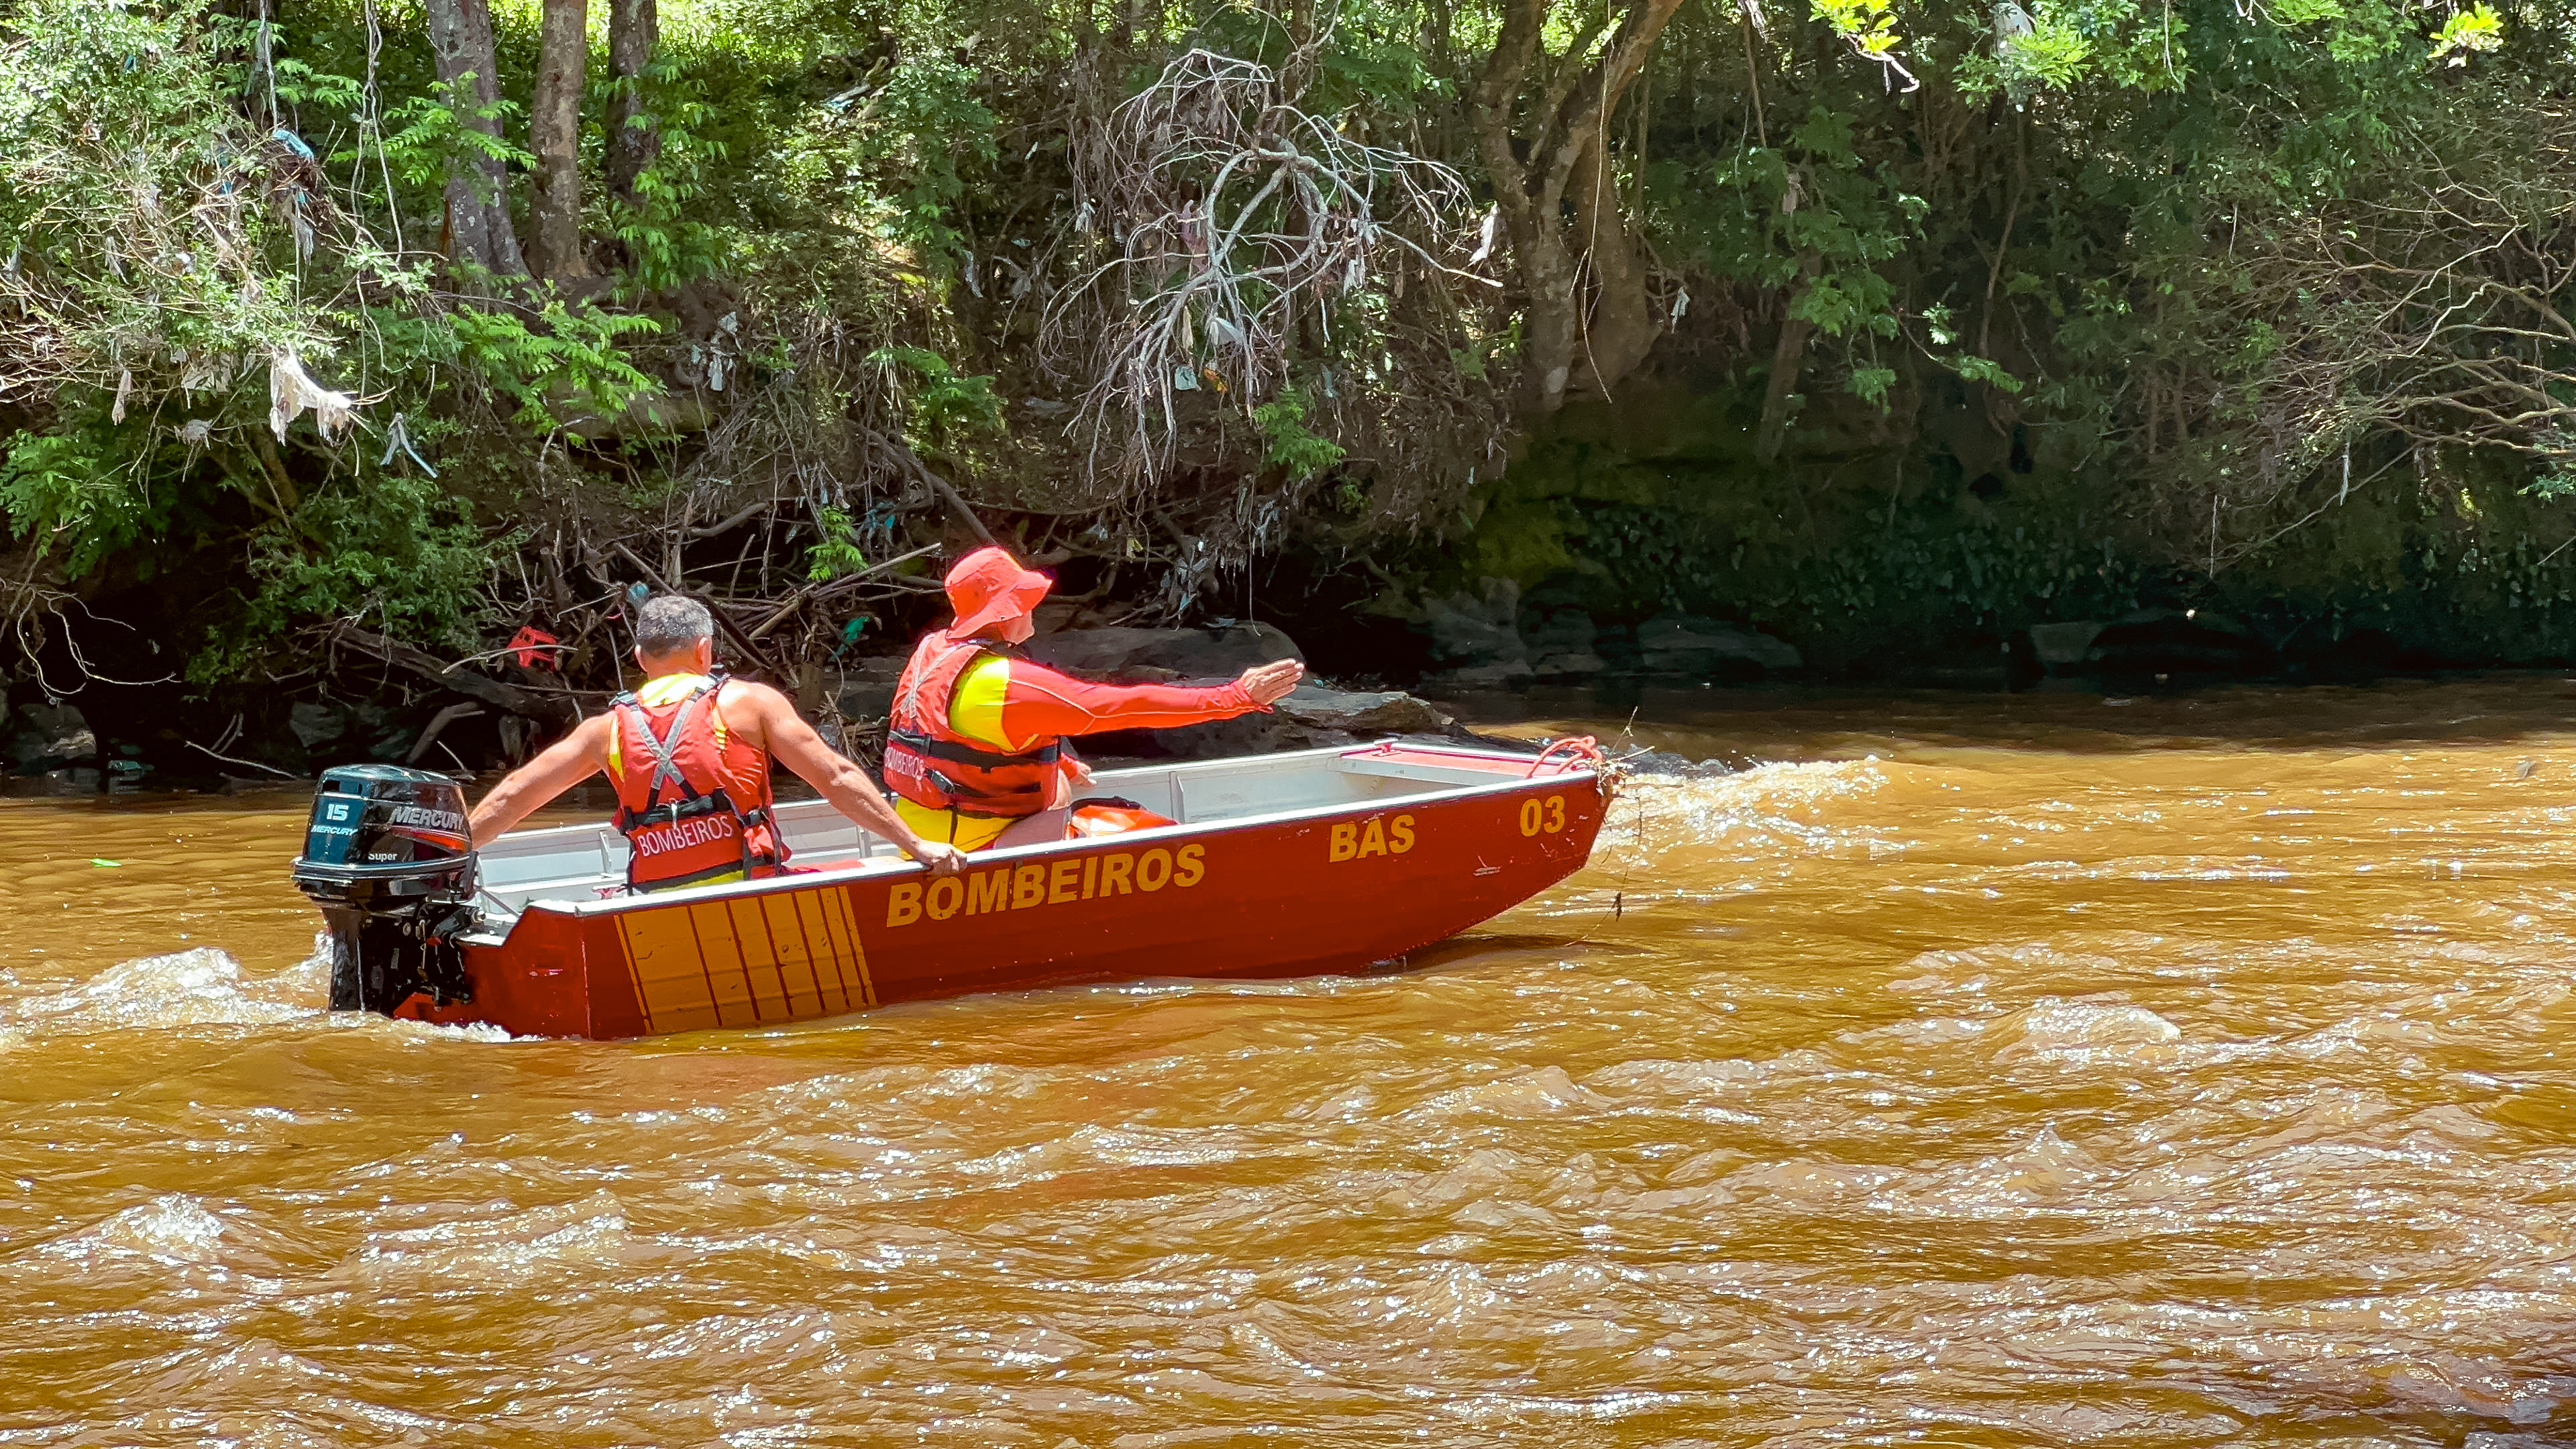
[945, 546, 1052, 639]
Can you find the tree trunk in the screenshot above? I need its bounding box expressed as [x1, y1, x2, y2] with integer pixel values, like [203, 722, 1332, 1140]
[1566, 139, 1662, 398]
[1753, 316, 1813, 464]
[1754, 266, 1817, 465]
[528, 0, 592, 280]
[1470, 0, 1687, 418]
[422, 0, 525, 276]
[1521, 251, 1582, 414]
[605, 0, 659, 207]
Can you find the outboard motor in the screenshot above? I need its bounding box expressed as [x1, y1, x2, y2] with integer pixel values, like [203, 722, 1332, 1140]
[290, 764, 478, 1014]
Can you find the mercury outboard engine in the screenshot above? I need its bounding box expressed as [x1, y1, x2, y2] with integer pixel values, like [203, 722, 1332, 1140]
[290, 764, 478, 1013]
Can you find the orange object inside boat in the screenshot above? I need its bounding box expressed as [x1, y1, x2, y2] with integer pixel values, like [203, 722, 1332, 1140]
[1067, 798, 1176, 837]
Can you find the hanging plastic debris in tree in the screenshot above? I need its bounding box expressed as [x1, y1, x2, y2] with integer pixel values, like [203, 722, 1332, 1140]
[268, 351, 353, 441]
[180, 351, 232, 396]
[378, 411, 437, 477]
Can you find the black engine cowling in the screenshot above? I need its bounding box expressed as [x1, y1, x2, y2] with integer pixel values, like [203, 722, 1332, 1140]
[290, 764, 478, 1013]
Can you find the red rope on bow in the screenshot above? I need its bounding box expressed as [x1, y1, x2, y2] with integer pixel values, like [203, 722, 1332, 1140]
[1525, 735, 1607, 777]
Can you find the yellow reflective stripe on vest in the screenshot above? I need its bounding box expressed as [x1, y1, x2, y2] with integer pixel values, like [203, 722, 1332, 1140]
[634, 865, 746, 894]
[608, 672, 730, 782]
[636, 673, 713, 707]
[948, 654, 1017, 752]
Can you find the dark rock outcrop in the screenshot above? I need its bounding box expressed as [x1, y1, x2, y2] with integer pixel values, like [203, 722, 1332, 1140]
[1525, 609, 1607, 678]
[1075, 684, 1465, 762]
[2026, 621, 2102, 674]
[288, 700, 350, 750]
[9, 700, 97, 774]
[1022, 622, 1303, 678]
[1420, 579, 1531, 685]
[2304, 627, 2414, 680]
[2085, 610, 2273, 680]
[1275, 684, 1452, 736]
[1633, 613, 1803, 679]
[833, 653, 907, 724]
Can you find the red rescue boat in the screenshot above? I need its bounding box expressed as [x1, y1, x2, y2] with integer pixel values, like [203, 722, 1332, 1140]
[290, 741, 1613, 1040]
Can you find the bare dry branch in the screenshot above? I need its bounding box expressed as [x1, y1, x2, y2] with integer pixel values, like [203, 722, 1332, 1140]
[1044, 48, 1479, 495]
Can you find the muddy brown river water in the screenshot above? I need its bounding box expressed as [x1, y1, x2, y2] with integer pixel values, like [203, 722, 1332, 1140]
[6, 678, 2576, 1445]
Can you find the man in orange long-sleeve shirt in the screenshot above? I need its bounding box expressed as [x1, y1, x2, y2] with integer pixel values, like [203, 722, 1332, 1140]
[883, 547, 1305, 849]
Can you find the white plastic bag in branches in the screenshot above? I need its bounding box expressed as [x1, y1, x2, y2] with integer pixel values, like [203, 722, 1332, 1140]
[267, 352, 352, 441]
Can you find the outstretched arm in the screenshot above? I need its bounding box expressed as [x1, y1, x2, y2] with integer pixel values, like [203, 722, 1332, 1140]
[468, 714, 614, 847]
[751, 688, 967, 876]
[994, 658, 1305, 745]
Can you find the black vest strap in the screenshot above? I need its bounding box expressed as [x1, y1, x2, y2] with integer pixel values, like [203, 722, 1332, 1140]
[885, 728, 1063, 771]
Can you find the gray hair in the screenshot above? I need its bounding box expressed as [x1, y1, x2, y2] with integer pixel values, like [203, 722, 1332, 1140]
[634, 594, 714, 656]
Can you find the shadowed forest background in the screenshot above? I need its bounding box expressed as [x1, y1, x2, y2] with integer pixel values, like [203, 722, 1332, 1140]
[0, 0, 2571, 774]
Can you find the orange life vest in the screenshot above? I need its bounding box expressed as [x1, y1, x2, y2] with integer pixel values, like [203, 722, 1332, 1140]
[606, 673, 788, 892]
[883, 631, 1061, 819]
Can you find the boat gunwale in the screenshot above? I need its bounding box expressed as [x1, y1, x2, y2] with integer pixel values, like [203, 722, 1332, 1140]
[487, 740, 1599, 923]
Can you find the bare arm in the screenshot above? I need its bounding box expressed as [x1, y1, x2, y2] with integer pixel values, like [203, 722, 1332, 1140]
[744, 685, 967, 875]
[468, 714, 614, 847]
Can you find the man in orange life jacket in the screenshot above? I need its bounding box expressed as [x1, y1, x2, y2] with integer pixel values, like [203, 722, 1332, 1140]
[885, 545, 1305, 850]
[468, 595, 967, 890]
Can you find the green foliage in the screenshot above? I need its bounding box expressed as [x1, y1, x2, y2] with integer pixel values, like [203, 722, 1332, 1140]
[798, 54, 998, 274]
[0, 0, 2570, 696]
[270, 56, 364, 114]
[1670, 107, 1921, 404]
[1681, 106, 1923, 328]
[1253, 388, 1349, 480]
[806, 506, 869, 581]
[197, 472, 500, 684]
[869, 346, 1003, 454]
[0, 0, 314, 400]
[1949, 354, 2025, 394]
[378, 78, 532, 199]
[2525, 466, 2576, 501]
[598, 54, 731, 293]
[433, 303, 665, 439]
[1193, 0, 1444, 113]
[0, 429, 172, 578]
[1809, 0, 1909, 70]
[2428, 3, 2503, 64]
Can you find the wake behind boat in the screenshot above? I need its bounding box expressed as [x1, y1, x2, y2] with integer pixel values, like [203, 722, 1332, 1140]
[290, 739, 1612, 1039]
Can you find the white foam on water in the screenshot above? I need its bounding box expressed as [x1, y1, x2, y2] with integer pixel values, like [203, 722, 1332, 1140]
[1600, 757, 1896, 858]
[331, 1189, 630, 1291]
[0, 934, 519, 1049]
[2005, 998, 2184, 1058]
[0, 942, 323, 1038]
[1399, 1065, 1609, 1122]
[28, 1193, 231, 1267]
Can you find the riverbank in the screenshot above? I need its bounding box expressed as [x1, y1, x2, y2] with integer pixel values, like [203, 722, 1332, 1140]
[13, 596, 2573, 798]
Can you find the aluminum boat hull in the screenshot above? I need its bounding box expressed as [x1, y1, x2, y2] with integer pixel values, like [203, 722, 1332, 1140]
[394, 742, 1608, 1039]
